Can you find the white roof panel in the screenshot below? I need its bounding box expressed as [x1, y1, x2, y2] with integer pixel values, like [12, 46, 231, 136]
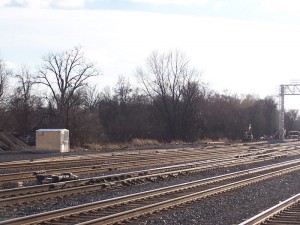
[37, 129, 68, 132]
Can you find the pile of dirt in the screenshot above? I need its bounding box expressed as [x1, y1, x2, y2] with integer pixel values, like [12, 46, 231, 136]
[0, 130, 28, 151]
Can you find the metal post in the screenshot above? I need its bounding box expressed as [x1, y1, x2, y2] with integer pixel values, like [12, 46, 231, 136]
[277, 82, 300, 140]
[278, 85, 285, 140]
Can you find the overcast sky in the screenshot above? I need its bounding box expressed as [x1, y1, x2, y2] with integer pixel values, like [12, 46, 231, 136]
[1, 0, 300, 109]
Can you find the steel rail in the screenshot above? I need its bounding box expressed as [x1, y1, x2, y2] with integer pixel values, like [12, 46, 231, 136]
[0, 142, 250, 165]
[0, 142, 288, 171]
[0, 156, 249, 198]
[1, 163, 300, 225]
[0, 152, 218, 182]
[0, 145, 237, 168]
[0, 153, 150, 170]
[0, 150, 189, 170]
[0, 154, 298, 201]
[0, 145, 298, 188]
[0, 142, 296, 176]
[239, 193, 300, 225]
[0, 148, 264, 186]
[1, 144, 299, 188]
[77, 165, 300, 225]
[0, 156, 270, 206]
[0, 146, 245, 173]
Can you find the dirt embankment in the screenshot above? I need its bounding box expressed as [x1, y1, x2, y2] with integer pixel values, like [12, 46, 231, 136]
[0, 130, 28, 151]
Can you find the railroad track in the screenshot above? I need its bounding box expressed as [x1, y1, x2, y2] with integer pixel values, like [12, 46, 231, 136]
[0, 142, 293, 173]
[0, 151, 227, 183]
[1, 144, 297, 187]
[0, 153, 242, 187]
[0, 145, 250, 174]
[0, 145, 239, 171]
[0, 157, 251, 198]
[1, 161, 300, 225]
[1, 157, 299, 207]
[240, 193, 300, 225]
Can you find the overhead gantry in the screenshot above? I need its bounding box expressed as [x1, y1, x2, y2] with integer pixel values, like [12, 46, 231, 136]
[278, 82, 300, 139]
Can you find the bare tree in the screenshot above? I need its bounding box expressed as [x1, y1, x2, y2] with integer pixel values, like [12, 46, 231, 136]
[13, 66, 37, 134]
[0, 59, 12, 100]
[83, 84, 100, 111]
[0, 59, 12, 129]
[202, 93, 278, 140]
[180, 81, 206, 140]
[15, 66, 36, 106]
[37, 47, 100, 128]
[285, 109, 299, 132]
[114, 76, 132, 112]
[137, 50, 201, 140]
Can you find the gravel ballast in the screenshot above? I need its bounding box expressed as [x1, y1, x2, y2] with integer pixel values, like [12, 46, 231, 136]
[1, 157, 300, 224]
[1, 141, 300, 224]
[130, 171, 300, 225]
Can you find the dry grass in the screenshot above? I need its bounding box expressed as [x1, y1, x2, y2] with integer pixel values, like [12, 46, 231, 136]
[80, 138, 160, 151]
[79, 137, 229, 151]
[82, 143, 124, 150]
[131, 138, 160, 147]
[195, 138, 229, 144]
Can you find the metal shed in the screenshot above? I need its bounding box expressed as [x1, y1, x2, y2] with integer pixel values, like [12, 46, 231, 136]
[36, 129, 70, 152]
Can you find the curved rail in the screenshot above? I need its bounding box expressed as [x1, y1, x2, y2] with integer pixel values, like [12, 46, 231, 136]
[240, 193, 300, 225]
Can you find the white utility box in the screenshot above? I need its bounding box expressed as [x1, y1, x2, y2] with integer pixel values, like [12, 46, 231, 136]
[36, 129, 70, 152]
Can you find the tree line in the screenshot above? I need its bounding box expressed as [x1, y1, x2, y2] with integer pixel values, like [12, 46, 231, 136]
[0, 47, 299, 146]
